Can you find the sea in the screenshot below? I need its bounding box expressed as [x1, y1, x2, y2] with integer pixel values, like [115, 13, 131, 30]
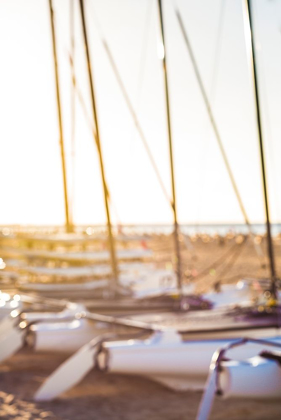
[2, 223, 281, 237]
[117, 223, 281, 236]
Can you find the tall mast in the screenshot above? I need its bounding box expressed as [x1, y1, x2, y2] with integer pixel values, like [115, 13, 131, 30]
[78, 0, 118, 288]
[48, 0, 72, 233]
[157, 0, 183, 299]
[69, 0, 76, 227]
[174, 8, 265, 265]
[244, 0, 276, 297]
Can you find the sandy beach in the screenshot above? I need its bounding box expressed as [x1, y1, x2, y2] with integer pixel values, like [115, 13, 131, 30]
[1, 233, 281, 419]
[1, 349, 281, 420]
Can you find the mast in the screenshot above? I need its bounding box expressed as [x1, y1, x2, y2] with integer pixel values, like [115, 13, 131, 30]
[70, 0, 76, 228]
[157, 0, 183, 300]
[48, 0, 72, 233]
[78, 0, 118, 288]
[174, 8, 265, 266]
[244, 0, 276, 297]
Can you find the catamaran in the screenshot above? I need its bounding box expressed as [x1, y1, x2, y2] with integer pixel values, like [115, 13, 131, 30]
[196, 338, 281, 420]
[0, 0, 280, 409]
[32, 0, 281, 404]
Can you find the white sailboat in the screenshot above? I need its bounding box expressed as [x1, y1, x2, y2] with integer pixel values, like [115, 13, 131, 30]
[31, 0, 280, 400]
[31, 304, 281, 401]
[1, 0, 280, 409]
[196, 338, 281, 420]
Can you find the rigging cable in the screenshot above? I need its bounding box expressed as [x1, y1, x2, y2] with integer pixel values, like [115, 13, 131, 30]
[49, 6, 122, 230]
[255, 0, 281, 223]
[189, 240, 244, 283]
[194, 0, 226, 230]
[67, 51, 122, 227]
[209, 0, 226, 103]
[127, 0, 154, 153]
[89, 0, 154, 230]
[216, 237, 248, 282]
[88, 0, 172, 208]
[78, 0, 118, 286]
[174, 3, 265, 266]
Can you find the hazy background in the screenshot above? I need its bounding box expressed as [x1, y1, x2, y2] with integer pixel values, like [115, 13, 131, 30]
[1, 0, 281, 227]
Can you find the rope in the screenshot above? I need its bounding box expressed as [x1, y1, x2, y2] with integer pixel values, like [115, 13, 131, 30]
[88, 0, 172, 208]
[50, 5, 118, 219]
[216, 236, 248, 281]
[174, 4, 265, 266]
[209, 0, 226, 103]
[193, 0, 226, 233]
[130, 0, 153, 138]
[254, 0, 281, 220]
[189, 240, 242, 282]
[66, 52, 122, 224]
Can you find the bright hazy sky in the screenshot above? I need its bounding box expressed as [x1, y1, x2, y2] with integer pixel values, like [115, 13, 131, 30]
[1, 0, 281, 226]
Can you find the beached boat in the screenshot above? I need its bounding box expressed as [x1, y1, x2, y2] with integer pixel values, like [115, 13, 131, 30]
[31, 304, 281, 401]
[1, 283, 276, 394]
[0, 292, 22, 321]
[0, 285, 212, 362]
[3, 287, 280, 401]
[219, 351, 281, 399]
[1, 247, 153, 265]
[0, 231, 150, 250]
[0, 277, 278, 355]
[1, 0, 280, 407]
[9, 267, 193, 308]
[196, 338, 281, 419]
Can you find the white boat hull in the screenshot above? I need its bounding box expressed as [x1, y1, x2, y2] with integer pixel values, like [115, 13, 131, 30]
[31, 319, 108, 353]
[98, 330, 281, 391]
[219, 354, 281, 398]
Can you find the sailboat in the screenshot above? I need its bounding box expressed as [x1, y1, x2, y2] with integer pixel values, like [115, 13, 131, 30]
[31, 0, 281, 402]
[1, 0, 268, 308]
[0, 0, 196, 310]
[0, 0, 279, 406]
[27, 302, 280, 401]
[0, 0, 214, 351]
[196, 337, 281, 420]
[195, 1, 281, 416]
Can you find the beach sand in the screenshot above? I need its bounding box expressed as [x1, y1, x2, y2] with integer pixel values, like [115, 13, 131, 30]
[1, 350, 281, 420]
[1, 233, 281, 419]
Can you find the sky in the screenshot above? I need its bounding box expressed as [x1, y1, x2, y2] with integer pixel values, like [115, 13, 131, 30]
[1, 0, 281, 227]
